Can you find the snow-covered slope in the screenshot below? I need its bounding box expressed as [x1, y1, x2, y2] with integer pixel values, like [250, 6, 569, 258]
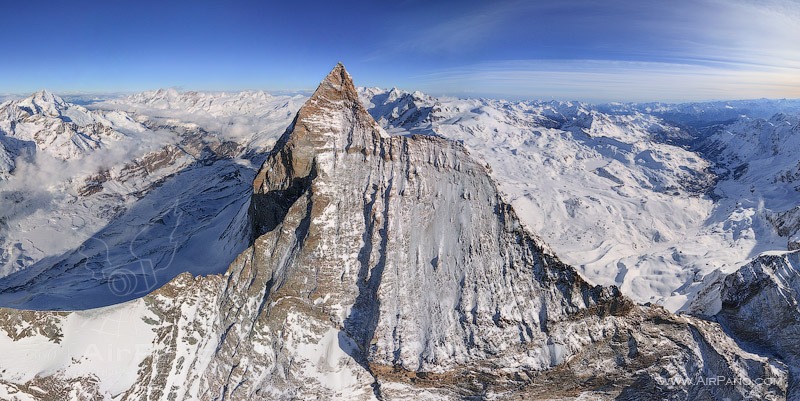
[0, 90, 300, 308]
[0, 64, 793, 401]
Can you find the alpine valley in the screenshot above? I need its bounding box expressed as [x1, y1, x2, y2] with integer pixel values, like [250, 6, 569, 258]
[0, 64, 798, 400]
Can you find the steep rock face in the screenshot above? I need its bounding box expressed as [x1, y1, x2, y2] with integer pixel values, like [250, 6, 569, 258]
[717, 253, 800, 363]
[117, 273, 225, 401]
[769, 206, 800, 250]
[0, 140, 12, 180]
[691, 251, 800, 391]
[208, 64, 629, 396]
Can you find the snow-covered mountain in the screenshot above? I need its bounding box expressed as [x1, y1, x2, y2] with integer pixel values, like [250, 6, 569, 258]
[113, 88, 277, 116]
[0, 63, 795, 400]
[0, 90, 135, 160]
[611, 98, 800, 125]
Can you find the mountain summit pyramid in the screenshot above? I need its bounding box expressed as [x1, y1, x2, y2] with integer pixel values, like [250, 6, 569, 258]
[0, 64, 792, 400]
[218, 62, 636, 397]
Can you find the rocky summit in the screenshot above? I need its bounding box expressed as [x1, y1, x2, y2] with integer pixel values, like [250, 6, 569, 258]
[0, 65, 797, 400]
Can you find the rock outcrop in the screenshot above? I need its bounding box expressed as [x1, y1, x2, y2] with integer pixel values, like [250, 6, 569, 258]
[691, 250, 800, 395]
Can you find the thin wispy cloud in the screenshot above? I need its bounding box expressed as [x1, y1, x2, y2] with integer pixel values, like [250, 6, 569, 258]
[379, 0, 800, 101]
[364, 1, 518, 59]
[654, 0, 800, 69]
[415, 60, 800, 102]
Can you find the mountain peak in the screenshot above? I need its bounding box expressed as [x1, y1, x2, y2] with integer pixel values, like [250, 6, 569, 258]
[31, 89, 65, 105]
[308, 62, 359, 105]
[251, 63, 387, 199]
[17, 89, 68, 116]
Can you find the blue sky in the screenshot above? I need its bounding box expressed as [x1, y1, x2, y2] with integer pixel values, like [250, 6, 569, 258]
[1, 0, 798, 102]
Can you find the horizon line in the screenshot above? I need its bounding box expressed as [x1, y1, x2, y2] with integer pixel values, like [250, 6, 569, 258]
[5, 87, 800, 108]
